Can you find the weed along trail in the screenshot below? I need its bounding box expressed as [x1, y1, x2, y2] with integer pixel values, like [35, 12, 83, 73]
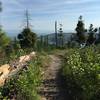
[39, 55, 67, 100]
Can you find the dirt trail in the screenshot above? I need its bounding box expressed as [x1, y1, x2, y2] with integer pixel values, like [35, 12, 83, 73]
[39, 55, 67, 100]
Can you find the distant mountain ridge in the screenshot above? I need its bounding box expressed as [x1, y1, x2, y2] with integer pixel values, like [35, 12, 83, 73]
[5, 29, 74, 39]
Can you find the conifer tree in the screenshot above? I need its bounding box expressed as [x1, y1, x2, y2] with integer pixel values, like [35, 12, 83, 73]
[75, 16, 86, 43]
[17, 10, 37, 49]
[87, 24, 97, 45]
[18, 28, 37, 49]
[97, 27, 100, 43]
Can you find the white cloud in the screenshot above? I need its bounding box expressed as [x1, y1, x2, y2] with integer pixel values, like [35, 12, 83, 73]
[1, 0, 100, 33]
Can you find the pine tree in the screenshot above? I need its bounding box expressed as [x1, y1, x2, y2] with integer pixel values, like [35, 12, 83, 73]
[97, 27, 100, 43]
[17, 10, 37, 49]
[55, 21, 58, 48]
[59, 24, 64, 47]
[75, 16, 86, 43]
[87, 24, 97, 45]
[18, 28, 37, 49]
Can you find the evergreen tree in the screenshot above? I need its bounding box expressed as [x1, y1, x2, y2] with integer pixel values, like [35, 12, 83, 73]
[17, 28, 37, 49]
[75, 16, 86, 43]
[58, 24, 64, 48]
[95, 27, 100, 44]
[98, 27, 100, 42]
[17, 10, 37, 49]
[87, 24, 97, 45]
[55, 21, 58, 48]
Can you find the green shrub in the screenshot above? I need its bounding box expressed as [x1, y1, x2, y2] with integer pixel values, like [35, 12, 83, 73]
[62, 46, 100, 100]
[0, 55, 43, 100]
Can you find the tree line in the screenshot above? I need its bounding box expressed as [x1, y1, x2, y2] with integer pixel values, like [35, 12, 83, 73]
[1, 1, 100, 54]
[75, 15, 100, 46]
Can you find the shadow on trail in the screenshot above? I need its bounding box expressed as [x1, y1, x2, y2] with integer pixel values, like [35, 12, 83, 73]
[55, 69, 70, 100]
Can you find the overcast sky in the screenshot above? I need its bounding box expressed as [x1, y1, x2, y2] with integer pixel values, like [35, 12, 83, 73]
[1, 0, 100, 35]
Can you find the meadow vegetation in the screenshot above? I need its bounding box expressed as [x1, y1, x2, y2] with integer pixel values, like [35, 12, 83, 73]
[62, 46, 100, 100]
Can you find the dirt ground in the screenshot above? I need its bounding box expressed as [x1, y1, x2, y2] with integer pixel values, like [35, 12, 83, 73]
[40, 55, 67, 100]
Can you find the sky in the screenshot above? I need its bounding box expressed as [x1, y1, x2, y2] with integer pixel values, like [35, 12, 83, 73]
[1, 0, 100, 36]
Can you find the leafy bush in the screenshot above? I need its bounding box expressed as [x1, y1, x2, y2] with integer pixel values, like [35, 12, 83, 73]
[62, 46, 100, 100]
[0, 55, 44, 100]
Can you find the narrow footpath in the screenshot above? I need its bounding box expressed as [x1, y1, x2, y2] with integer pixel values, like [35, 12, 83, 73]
[39, 55, 68, 100]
